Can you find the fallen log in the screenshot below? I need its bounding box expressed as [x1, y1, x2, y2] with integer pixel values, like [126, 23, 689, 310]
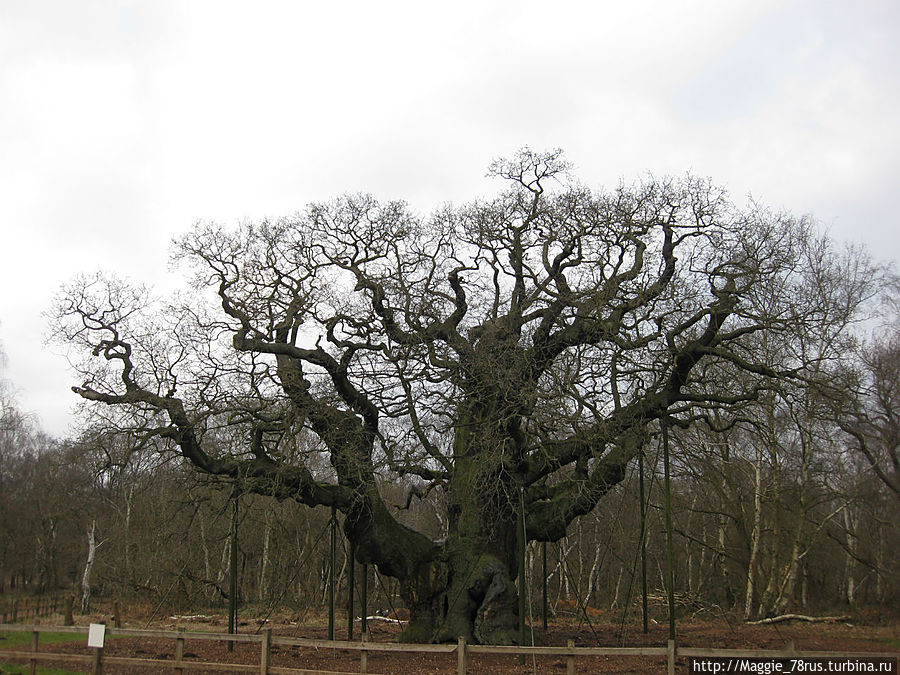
[746, 614, 851, 625]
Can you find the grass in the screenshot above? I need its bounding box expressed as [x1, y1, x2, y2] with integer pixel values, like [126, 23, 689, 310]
[878, 637, 900, 649]
[0, 632, 85, 650]
[0, 631, 89, 675]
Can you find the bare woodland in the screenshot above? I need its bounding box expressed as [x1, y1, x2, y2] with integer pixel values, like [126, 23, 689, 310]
[1, 150, 899, 643]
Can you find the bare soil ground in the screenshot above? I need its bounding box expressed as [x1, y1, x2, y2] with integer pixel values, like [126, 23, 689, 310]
[3, 611, 898, 674]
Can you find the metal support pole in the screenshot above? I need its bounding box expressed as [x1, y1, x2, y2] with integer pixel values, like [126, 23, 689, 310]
[228, 489, 239, 652]
[361, 563, 368, 635]
[541, 542, 548, 631]
[517, 486, 526, 665]
[347, 543, 355, 640]
[639, 449, 649, 634]
[328, 506, 336, 641]
[662, 419, 676, 642]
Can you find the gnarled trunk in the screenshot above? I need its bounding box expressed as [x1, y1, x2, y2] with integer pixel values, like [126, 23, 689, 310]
[388, 519, 522, 644]
[361, 397, 527, 644]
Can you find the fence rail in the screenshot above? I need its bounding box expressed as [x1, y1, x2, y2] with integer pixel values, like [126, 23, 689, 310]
[1, 623, 897, 674]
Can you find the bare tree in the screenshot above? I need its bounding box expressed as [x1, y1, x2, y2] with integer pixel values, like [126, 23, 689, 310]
[53, 149, 858, 642]
[837, 331, 900, 503]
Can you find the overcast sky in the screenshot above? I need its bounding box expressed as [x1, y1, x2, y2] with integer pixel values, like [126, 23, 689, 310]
[1, 0, 898, 438]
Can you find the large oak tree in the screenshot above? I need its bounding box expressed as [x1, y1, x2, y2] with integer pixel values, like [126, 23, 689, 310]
[55, 150, 834, 642]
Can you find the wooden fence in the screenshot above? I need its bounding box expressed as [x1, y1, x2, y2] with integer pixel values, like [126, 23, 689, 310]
[1, 623, 896, 675]
[0, 596, 66, 624]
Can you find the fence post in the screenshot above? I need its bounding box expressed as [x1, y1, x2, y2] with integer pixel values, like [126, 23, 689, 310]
[566, 639, 575, 675]
[360, 630, 368, 674]
[175, 627, 185, 675]
[64, 594, 74, 626]
[29, 622, 39, 675]
[91, 646, 104, 675]
[667, 639, 675, 675]
[260, 628, 271, 675]
[457, 636, 466, 675]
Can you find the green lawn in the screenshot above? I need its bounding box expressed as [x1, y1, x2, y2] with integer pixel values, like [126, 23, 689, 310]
[0, 631, 85, 650]
[0, 631, 87, 674]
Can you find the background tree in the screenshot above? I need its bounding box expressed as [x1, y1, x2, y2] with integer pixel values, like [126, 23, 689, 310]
[837, 330, 900, 503]
[52, 149, 879, 642]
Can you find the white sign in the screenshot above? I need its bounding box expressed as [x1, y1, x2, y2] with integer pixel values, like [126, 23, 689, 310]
[87, 623, 106, 648]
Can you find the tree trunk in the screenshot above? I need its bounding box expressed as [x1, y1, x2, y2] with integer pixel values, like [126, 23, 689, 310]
[875, 524, 885, 603]
[801, 562, 809, 610]
[717, 514, 729, 603]
[611, 566, 623, 609]
[391, 499, 521, 643]
[198, 515, 213, 601]
[258, 510, 272, 604]
[563, 541, 572, 603]
[215, 537, 229, 593]
[374, 407, 526, 645]
[843, 507, 857, 606]
[123, 482, 134, 590]
[759, 408, 783, 616]
[772, 407, 813, 616]
[584, 533, 603, 609]
[81, 520, 97, 614]
[744, 445, 764, 621]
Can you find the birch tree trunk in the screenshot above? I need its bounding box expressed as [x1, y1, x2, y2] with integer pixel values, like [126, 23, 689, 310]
[123, 482, 134, 588]
[843, 507, 857, 606]
[717, 514, 728, 601]
[216, 538, 230, 592]
[560, 538, 573, 603]
[198, 515, 213, 599]
[759, 395, 783, 615]
[81, 520, 97, 614]
[744, 445, 764, 620]
[584, 535, 603, 608]
[258, 510, 272, 604]
[611, 567, 623, 609]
